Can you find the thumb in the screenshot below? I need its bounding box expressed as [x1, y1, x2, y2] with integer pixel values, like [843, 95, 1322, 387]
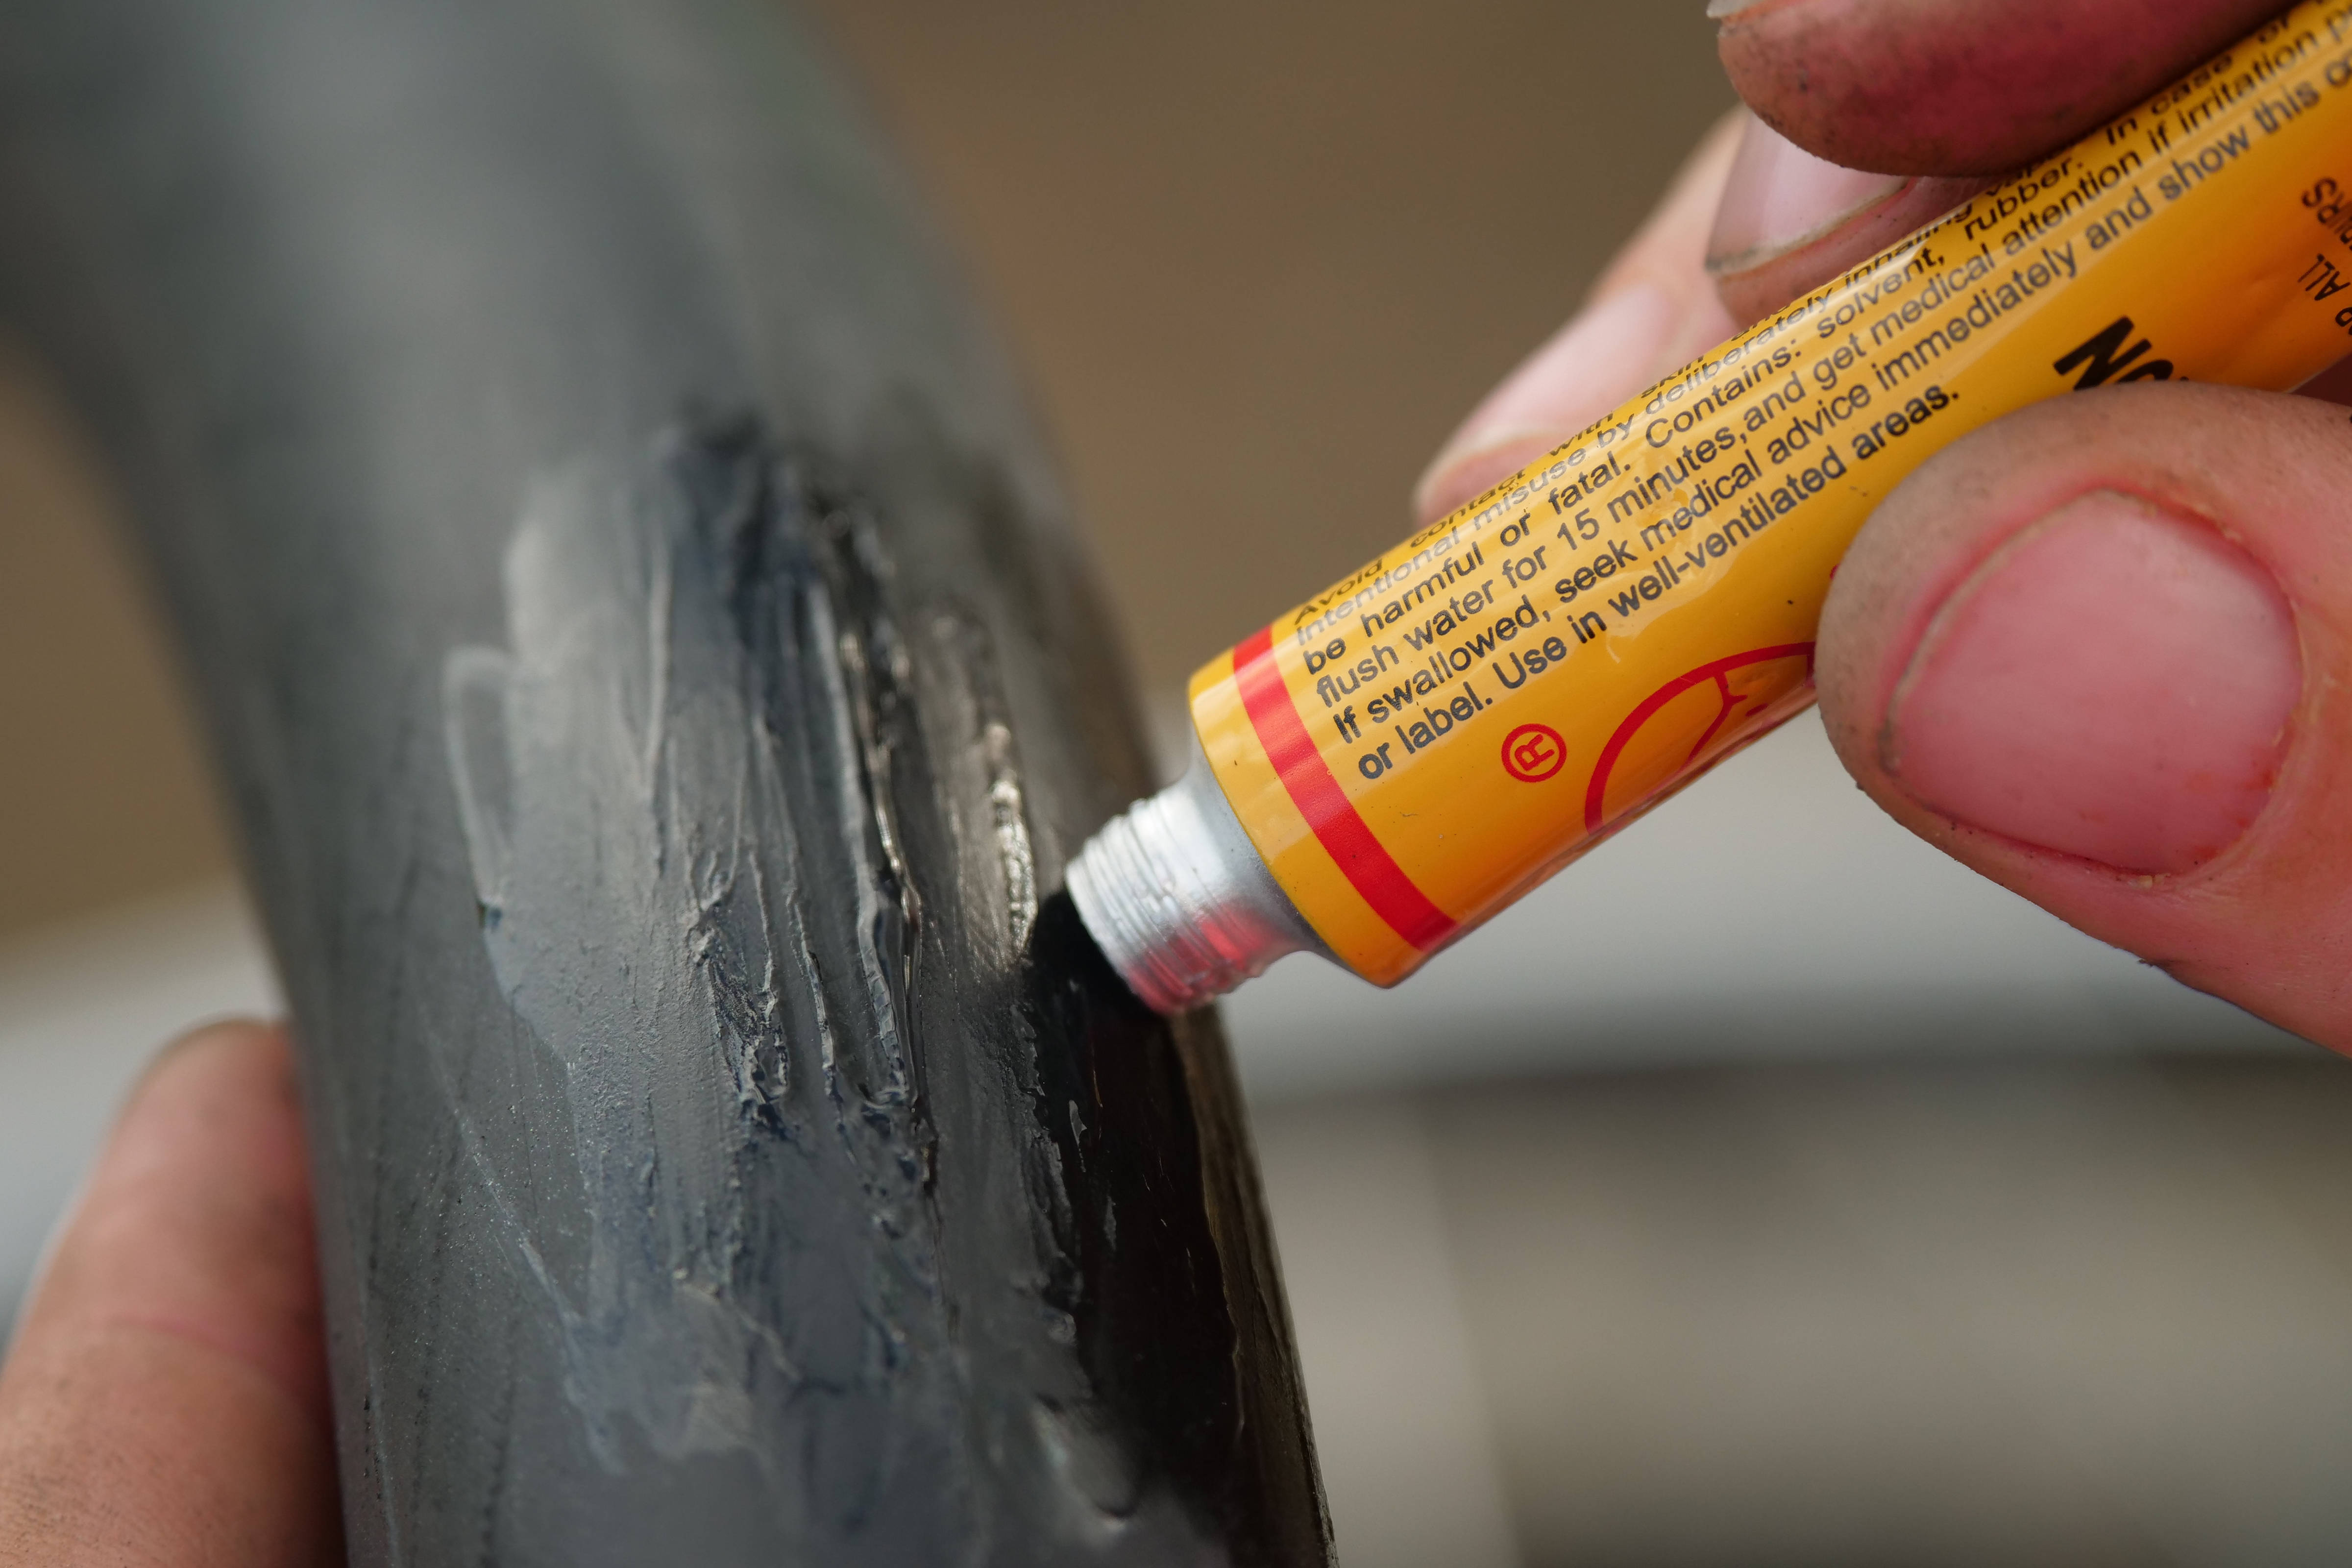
[1817, 384, 2352, 1049]
[0, 1023, 341, 1567]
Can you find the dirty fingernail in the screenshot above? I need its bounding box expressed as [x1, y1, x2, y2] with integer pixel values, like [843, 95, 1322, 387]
[1414, 281, 1676, 524]
[1885, 491, 2301, 875]
[1706, 116, 1907, 275]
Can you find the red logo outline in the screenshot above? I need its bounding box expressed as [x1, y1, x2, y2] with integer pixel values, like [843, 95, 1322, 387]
[1583, 643, 1816, 832]
[1501, 723, 1567, 784]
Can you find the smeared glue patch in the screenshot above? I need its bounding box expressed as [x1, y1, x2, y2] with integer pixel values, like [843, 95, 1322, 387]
[442, 419, 931, 1478]
[436, 415, 1206, 1552]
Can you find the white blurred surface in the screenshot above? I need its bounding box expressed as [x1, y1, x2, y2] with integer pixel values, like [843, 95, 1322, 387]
[0, 882, 279, 1328]
[1222, 710, 2309, 1100]
[1251, 1098, 1521, 1568]
[1420, 1059, 2352, 1567]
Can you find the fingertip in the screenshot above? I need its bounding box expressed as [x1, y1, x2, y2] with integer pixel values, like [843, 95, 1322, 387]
[127, 1019, 300, 1130]
[1880, 491, 2297, 875]
[1817, 387, 2352, 1048]
[67, 1018, 325, 1422]
[1717, 0, 2286, 176]
[0, 1018, 338, 1566]
[1704, 115, 1993, 325]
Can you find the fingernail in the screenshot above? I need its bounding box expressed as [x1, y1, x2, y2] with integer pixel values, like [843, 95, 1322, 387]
[1885, 491, 2301, 875]
[1706, 0, 1767, 15]
[1706, 116, 1907, 275]
[1414, 281, 1677, 524]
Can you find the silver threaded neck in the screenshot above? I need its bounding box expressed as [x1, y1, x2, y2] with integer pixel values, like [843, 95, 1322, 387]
[1067, 746, 1324, 1014]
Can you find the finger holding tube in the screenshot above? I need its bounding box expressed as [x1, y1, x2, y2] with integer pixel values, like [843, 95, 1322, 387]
[1816, 385, 2352, 1051]
[1081, 0, 2352, 1012]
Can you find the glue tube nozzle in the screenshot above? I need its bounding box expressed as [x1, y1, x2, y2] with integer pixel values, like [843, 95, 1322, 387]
[1066, 742, 1325, 1014]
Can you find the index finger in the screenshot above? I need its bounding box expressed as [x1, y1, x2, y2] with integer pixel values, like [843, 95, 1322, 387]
[1717, 0, 2294, 175]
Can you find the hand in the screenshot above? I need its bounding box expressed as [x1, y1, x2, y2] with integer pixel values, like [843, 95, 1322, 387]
[0, 1024, 342, 1567]
[1417, 0, 2352, 1051]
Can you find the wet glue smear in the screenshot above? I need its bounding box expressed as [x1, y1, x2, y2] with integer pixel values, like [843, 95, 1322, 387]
[1071, 0, 2352, 1013]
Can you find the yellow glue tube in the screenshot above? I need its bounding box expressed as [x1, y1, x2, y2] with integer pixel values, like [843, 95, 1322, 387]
[1069, 0, 2352, 1013]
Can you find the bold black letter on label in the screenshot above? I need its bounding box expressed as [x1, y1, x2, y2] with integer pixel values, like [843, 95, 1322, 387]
[2056, 317, 2173, 388]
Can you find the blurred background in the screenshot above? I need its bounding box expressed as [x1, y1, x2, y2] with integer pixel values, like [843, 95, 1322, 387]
[5, 2, 2351, 1564]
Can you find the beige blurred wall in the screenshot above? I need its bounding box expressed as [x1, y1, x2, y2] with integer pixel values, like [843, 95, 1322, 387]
[0, 350, 236, 941]
[0, 0, 1729, 942]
